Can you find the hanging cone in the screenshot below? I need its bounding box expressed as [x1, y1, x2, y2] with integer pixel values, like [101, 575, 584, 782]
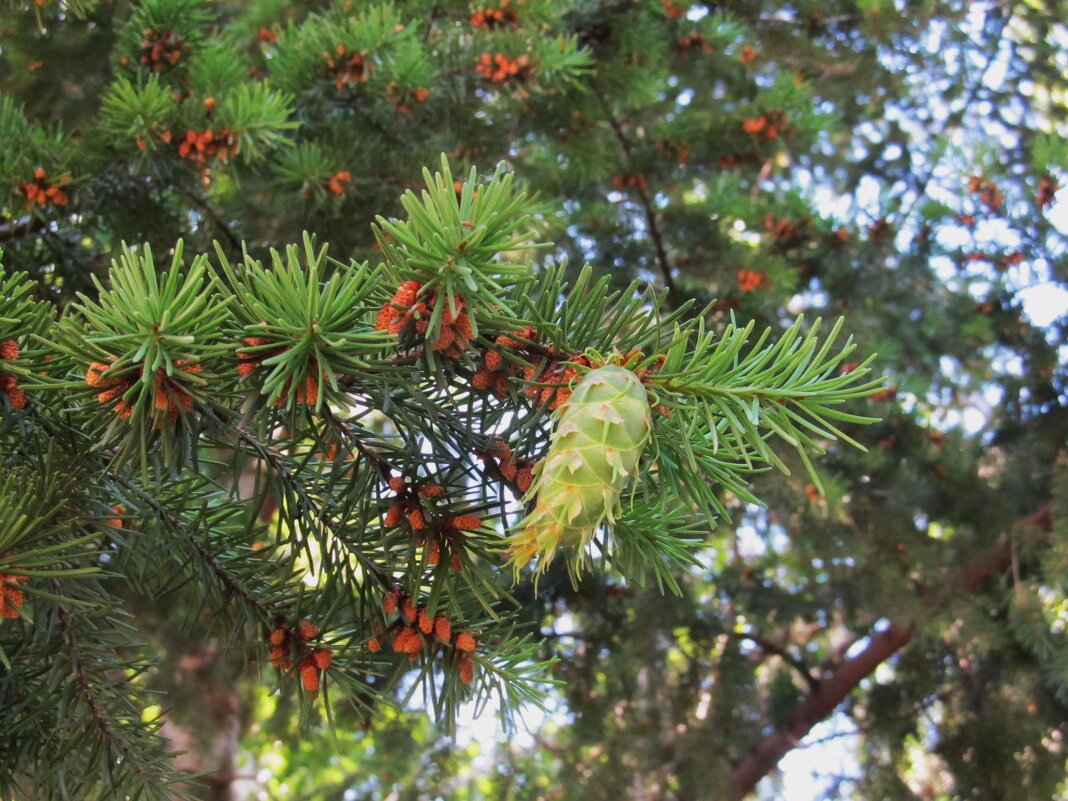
[508, 365, 651, 575]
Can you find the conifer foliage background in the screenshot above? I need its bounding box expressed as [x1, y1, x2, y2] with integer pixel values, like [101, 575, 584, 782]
[1, 0, 1067, 799]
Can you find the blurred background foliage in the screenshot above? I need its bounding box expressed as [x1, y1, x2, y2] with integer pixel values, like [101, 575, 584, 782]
[1, 0, 1066, 799]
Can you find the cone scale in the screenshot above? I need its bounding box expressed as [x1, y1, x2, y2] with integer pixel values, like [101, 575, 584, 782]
[508, 365, 652, 574]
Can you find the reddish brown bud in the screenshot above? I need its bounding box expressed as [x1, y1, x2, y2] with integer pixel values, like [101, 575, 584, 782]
[516, 465, 534, 493]
[499, 460, 518, 482]
[0, 572, 27, 619]
[384, 504, 404, 527]
[0, 340, 19, 361]
[455, 631, 476, 652]
[391, 626, 422, 655]
[375, 304, 399, 331]
[449, 514, 481, 532]
[458, 655, 475, 685]
[401, 596, 417, 624]
[85, 361, 114, 388]
[301, 662, 320, 692]
[418, 608, 433, 635]
[406, 507, 426, 530]
[471, 369, 494, 391]
[313, 648, 332, 670]
[5, 386, 25, 409]
[294, 373, 319, 406]
[434, 615, 451, 642]
[484, 350, 503, 372]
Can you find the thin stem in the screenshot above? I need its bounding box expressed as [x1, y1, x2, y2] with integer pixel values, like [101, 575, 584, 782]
[54, 593, 123, 749]
[893, 3, 1015, 227]
[232, 424, 396, 590]
[599, 101, 684, 309]
[52, 582, 174, 794]
[0, 214, 45, 243]
[739, 632, 819, 692]
[320, 405, 395, 481]
[179, 187, 242, 256]
[660, 382, 808, 399]
[109, 472, 274, 618]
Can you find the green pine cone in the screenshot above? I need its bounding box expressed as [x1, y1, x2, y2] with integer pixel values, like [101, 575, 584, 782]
[508, 364, 652, 575]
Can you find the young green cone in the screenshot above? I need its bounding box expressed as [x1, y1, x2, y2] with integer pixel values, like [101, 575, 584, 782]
[509, 365, 652, 575]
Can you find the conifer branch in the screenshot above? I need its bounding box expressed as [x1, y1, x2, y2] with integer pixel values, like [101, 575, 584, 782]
[178, 187, 242, 256]
[2, 0, 1061, 794]
[232, 425, 324, 522]
[892, 2, 1015, 227]
[55, 599, 124, 750]
[109, 472, 274, 619]
[232, 425, 396, 591]
[52, 585, 182, 800]
[320, 405, 395, 481]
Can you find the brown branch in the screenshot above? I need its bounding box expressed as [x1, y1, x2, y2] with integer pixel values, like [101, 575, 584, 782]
[729, 621, 913, 799]
[320, 405, 395, 481]
[600, 105, 684, 309]
[728, 504, 1052, 799]
[822, 630, 861, 671]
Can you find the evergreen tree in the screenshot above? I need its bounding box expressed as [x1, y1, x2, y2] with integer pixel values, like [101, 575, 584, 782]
[1, 1, 1065, 800]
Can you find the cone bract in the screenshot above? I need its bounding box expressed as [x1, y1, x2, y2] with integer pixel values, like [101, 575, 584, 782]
[509, 365, 652, 573]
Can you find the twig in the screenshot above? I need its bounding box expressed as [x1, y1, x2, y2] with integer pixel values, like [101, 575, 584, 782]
[755, 13, 859, 29]
[320, 405, 395, 481]
[796, 688, 952, 750]
[179, 188, 242, 256]
[52, 582, 175, 792]
[232, 424, 396, 590]
[750, 160, 774, 199]
[599, 101, 685, 309]
[892, 3, 1016, 227]
[421, 4, 440, 43]
[0, 214, 46, 243]
[739, 631, 819, 691]
[109, 472, 273, 618]
[54, 592, 124, 748]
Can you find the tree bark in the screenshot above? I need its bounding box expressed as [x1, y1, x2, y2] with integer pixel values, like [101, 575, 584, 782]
[158, 639, 243, 801]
